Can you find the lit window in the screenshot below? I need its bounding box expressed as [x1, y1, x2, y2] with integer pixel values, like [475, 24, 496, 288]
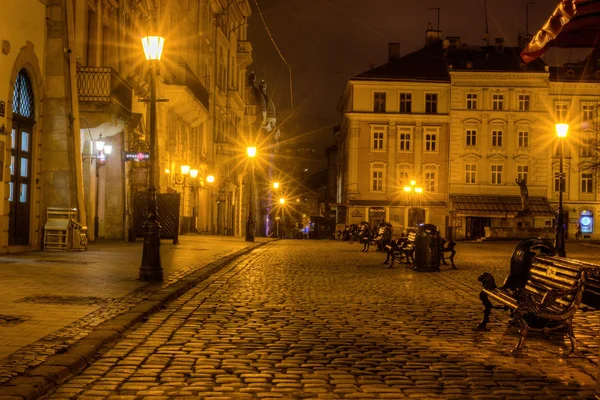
[491, 164, 503, 184]
[465, 164, 476, 184]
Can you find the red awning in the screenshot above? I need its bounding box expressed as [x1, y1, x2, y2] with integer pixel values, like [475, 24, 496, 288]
[521, 0, 600, 63]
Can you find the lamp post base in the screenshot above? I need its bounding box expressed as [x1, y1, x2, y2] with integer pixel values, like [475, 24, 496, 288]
[245, 219, 254, 242]
[555, 224, 567, 258]
[139, 220, 163, 282]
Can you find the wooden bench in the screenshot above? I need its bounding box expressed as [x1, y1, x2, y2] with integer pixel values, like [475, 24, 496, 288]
[384, 231, 416, 267]
[475, 253, 600, 356]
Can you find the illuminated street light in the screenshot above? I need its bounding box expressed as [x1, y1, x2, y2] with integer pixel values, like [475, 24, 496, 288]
[403, 180, 423, 227]
[206, 175, 215, 183]
[555, 123, 568, 257]
[279, 197, 285, 204]
[273, 182, 280, 189]
[246, 147, 256, 242]
[139, 34, 165, 282]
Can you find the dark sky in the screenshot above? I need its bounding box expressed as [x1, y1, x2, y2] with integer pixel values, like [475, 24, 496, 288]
[247, 0, 583, 160]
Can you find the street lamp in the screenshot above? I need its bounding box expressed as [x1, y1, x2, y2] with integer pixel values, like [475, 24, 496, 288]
[246, 147, 257, 242]
[273, 181, 280, 189]
[555, 123, 568, 257]
[403, 180, 423, 227]
[278, 197, 285, 238]
[139, 34, 165, 282]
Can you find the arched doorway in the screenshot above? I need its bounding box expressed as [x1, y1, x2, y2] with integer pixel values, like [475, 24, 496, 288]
[9, 70, 35, 245]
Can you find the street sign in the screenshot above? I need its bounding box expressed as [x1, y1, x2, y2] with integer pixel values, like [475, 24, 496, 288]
[123, 151, 150, 162]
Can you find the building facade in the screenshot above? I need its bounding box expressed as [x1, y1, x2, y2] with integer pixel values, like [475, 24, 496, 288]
[337, 29, 600, 241]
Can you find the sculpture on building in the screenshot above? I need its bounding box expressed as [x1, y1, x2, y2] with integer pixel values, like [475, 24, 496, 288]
[247, 72, 277, 133]
[515, 178, 530, 214]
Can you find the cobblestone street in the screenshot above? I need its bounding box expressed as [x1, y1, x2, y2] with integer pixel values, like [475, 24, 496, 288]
[39, 240, 600, 399]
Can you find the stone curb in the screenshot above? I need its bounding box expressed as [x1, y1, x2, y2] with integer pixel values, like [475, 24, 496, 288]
[0, 241, 267, 400]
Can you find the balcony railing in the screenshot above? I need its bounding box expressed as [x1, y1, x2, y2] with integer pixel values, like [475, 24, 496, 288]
[165, 62, 210, 110]
[77, 67, 133, 115]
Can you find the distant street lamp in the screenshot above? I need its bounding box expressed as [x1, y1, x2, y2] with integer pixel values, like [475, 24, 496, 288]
[404, 180, 423, 227]
[139, 34, 165, 282]
[273, 181, 280, 189]
[555, 123, 568, 257]
[246, 147, 257, 242]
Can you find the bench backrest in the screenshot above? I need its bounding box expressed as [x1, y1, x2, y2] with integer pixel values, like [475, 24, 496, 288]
[528, 254, 587, 315]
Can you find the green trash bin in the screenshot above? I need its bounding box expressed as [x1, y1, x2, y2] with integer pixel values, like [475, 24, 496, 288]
[414, 223, 441, 272]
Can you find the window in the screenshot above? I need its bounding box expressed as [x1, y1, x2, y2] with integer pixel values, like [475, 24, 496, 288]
[371, 164, 385, 192]
[517, 165, 529, 183]
[491, 164, 503, 184]
[374, 92, 386, 113]
[492, 130, 503, 147]
[466, 129, 477, 147]
[396, 164, 413, 187]
[466, 93, 477, 110]
[518, 130, 529, 148]
[425, 93, 438, 114]
[518, 94, 530, 111]
[492, 94, 504, 111]
[554, 171, 566, 193]
[371, 126, 386, 151]
[465, 164, 477, 184]
[581, 173, 593, 194]
[399, 93, 412, 113]
[582, 103, 595, 122]
[398, 127, 412, 152]
[424, 127, 438, 152]
[555, 104, 568, 121]
[581, 137, 593, 157]
[425, 170, 436, 192]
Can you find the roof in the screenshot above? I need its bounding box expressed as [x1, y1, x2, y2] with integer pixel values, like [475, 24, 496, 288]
[349, 199, 447, 207]
[450, 196, 555, 217]
[353, 43, 547, 83]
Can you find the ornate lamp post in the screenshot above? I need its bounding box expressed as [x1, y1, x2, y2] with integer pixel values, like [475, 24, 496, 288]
[555, 123, 568, 257]
[245, 147, 257, 242]
[278, 197, 285, 238]
[403, 180, 423, 227]
[139, 35, 165, 282]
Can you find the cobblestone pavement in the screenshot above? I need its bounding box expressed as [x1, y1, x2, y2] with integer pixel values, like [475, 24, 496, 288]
[0, 235, 265, 385]
[41, 240, 600, 399]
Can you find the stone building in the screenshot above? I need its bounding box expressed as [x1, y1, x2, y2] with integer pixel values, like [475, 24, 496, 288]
[336, 26, 600, 241]
[0, 0, 256, 252]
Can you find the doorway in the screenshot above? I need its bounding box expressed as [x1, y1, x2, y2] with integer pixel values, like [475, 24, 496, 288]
[467, 217, 490, 240]
[9, 70, 36, 246]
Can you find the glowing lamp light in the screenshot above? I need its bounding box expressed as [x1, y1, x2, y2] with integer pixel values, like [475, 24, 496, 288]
[415, 187, 423, 193]
[410, 180, 416, 186]
[95, 135, 105, 152]
[190, 169, 199, 179]
[247, 147, 257, 157]
[104, 145, 113, 155]
[273, 182, 280, 189]
[141, 36, 165, 60]
[181, 165, 191, 175]
[165, 168, 170, 174]
[404, 186, 412, 192]
[556, 123, 569, 138]
[279, 198, 285, 204]
[207, 175, 215, 183]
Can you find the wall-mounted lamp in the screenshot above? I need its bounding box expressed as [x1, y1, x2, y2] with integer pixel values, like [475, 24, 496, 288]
[84, 133, 112, 166]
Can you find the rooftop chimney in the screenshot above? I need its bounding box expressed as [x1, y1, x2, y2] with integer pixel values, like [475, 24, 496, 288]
[388, 43, 400, 61]
[425, 22, 442, 47]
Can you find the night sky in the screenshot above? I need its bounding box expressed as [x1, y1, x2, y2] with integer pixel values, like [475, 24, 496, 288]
[247, 0, 587, 165]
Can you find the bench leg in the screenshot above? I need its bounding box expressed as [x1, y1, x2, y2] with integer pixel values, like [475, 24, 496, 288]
[449, 251, 457, 269]
[565, 318, 582, 357]
[475, 291, 493, 331]
[511, 309, 529, 356]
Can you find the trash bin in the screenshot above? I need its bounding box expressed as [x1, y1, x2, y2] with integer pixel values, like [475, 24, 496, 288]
[414, 223, 441, 272]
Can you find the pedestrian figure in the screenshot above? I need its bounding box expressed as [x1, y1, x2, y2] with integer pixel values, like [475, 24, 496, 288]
[576, 223, 582, 241]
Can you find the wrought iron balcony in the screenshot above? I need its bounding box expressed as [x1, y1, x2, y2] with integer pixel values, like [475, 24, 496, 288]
[77, 67, 133, 118]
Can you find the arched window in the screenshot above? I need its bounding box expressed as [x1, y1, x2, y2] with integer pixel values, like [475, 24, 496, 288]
[12, 69, 34, 119]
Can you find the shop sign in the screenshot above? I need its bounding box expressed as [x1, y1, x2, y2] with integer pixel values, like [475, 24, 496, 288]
[123, 151, 150, 161]
[351, 209, 364, 218]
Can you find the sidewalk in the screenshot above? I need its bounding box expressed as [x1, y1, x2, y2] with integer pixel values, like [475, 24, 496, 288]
[0, 235, 270, 386]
